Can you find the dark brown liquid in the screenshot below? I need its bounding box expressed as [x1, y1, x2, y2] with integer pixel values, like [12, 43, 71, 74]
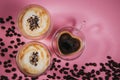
[58, 32, 81, 55]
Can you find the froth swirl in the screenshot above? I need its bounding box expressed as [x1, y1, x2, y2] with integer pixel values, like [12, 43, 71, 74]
[16, 42, 50, 76]
[18, 4, 50, 38]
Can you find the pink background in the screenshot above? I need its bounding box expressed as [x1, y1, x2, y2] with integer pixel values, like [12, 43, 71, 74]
[0, 0, 120, 80]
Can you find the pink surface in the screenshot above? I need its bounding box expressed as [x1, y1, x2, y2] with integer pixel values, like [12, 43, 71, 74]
[0, 0, 120, 80]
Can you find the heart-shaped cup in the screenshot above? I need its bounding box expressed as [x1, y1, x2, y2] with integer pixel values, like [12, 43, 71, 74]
[52, 27, 85, 60]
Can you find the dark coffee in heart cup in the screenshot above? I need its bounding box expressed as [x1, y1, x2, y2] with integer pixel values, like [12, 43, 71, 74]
[52, 27, 85, 60]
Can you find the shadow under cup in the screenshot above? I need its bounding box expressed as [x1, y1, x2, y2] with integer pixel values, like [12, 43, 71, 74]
[52, 27, 85, 60]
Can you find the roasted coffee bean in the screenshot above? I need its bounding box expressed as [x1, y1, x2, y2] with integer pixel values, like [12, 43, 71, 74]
[10, 21, 15, 24]
[65, 62, 69, 66]
[5, 69, 11, 73]
[0, 38, 3, 41]
[11, 67, 16, 72]
[10, 40, 14, 44]
[1, 26, 6, 30]
[0, 61, 2, 65]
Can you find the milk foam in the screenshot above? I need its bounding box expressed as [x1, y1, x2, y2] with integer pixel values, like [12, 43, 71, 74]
[17, 43, 50, 76]
[19, 5, 50, 37]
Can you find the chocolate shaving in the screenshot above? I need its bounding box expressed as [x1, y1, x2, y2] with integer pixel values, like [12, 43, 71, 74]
[29, 52, 39, 66]
[27, 15, 40, 31]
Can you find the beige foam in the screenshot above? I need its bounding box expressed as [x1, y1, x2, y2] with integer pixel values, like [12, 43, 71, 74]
[18, 5, 50, 38]
[17, 42, 50, 76]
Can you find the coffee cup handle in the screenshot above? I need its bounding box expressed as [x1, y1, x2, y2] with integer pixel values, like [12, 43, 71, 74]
[76, 20, 86, 31]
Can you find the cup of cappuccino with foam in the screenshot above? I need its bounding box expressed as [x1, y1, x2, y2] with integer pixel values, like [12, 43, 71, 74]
[16, 41, 51, 77]
[18, 4, 51, 39]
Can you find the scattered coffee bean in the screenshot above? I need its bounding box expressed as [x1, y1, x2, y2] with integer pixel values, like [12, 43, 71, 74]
[14, 45, 18, 48]
[8, 45, 13, 49]
[81, 66, 85, 69]
[0, 61, 2, 65]
[10, 40, 14, 44]
[16, 38, 21, 42]
[25, 78, 29, 80]
[12, 50, 18, 54]
[65, 62, 69, 66]
[57, 65, 61, 68]
[9, 54, 14, 58]
[0, 17, 5, 24]
[17, 34, 21, 37]
[10, 21, 15, 24]
[1, 26, 6, 30]
[0, 38, 3, 41]
[0, 42, 5, 46]
[11, 67, 16, 72]
[57, 76, 61, 79]
[5, 69, 11, 73]
[8, 16, 12, 19]
[0, 75, 9, 80]
[8, 64, 12, 67]
[1, 53, 5, 57]
[18, 76, 22, 80]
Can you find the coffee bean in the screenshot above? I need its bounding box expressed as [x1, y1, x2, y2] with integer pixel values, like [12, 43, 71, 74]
[9, 54, 14, 58]
[91, 69, 95, 73]
[25, 78, 29, 80]
[64, 71, 68, 74]
[0, 18, 5, 24]
[11, 67, 16, 72]
[55, 68, 58, 71]
[0, 61, 2, 65]
[53, 58, 57, 62]
[4, 48, 8, 52]
[16, 38, 21, 42]
[96, 71, 100, 75]
[8, 64, 12, 67]
[6, 18, 9, 22]
[10, 21, 15, 24]
[21, 42, 25, 45]
[7, 60, 11, 63]
[107, 56, 111, 59]
[13, 73, 17, 77]
[14, 45, 18, 49]
[5, 69, 11, 73]
[0, 38, 3, 41]
[0, 42, 5, 46]
[10, 40, 15, 44]
[73, 64, 78, 68]
[57, 65, 61, 68]
[8, 16, 12, 19]
[1, 75, 9, 80]
[56, 59, 61, 63]
[11, 26, 15, 29]
[1, 53, 5, 57]
[81, 66, 85, 69]
[98, 77, 103, 80]
[93, 78, 97, 80]
[65, 62, 69, 66]
[13, 50, 18, 54]
[18, 76, 22, 80]
[1, 26, 6, 30]
[57, 76, 61, 79]
[8, 45, 13, 49]
[0, 17, 4, 21]
[17, 34, 21, 37]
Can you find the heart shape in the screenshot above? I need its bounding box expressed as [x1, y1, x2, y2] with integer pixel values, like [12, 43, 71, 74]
[58, 31, 81, 55]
